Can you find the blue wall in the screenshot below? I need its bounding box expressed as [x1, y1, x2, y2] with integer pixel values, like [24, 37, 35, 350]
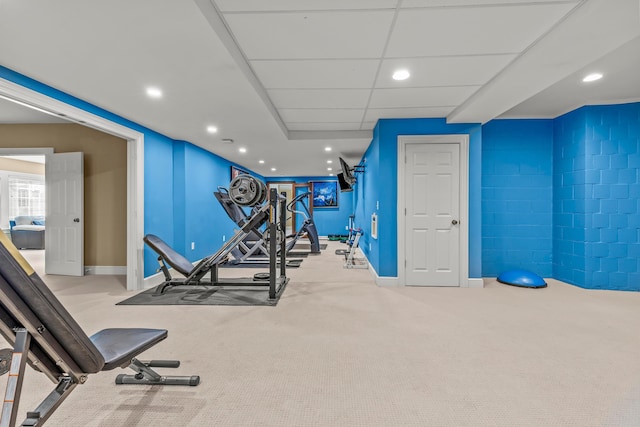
[175, 142, 248, 261]
[553, 109, 588, 285]
[0, 66, 259, 277]
[0, 66, 183, 277]
[482, 119, 553, 277]
[5, 64, 638, 290]
[354, 125, 380, 273]
[553, 103, 640, 290]
[266, 176, 354, 236]
[355, 118, 482, 279]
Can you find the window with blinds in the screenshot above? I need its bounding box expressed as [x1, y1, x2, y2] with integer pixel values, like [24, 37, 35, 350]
[9, 177, 45, 218]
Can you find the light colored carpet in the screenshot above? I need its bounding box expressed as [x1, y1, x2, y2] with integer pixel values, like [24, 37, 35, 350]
[3, 244, 640, 426]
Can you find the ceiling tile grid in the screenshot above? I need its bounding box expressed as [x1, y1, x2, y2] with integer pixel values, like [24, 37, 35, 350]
[250, 59, 380, 89]
[4, 0, 640, 177]
[223, 11, 395, 60]
[218, 0, 584, 132]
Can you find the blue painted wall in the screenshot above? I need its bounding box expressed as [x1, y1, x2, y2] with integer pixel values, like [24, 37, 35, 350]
[176, 142, 250, 261]
[266, 176, 354, 235]
[583, 103, 640, 290]
[355, 118, 482, 279]
[355, 125, 380, 273]
[553, 108, 588, 286]
[481, 119, 553, 277]
[0, 66, 259, 277]
[5, 64, 637, 290]
[553, 103, 640, 291]
[0, 66, 184, 277]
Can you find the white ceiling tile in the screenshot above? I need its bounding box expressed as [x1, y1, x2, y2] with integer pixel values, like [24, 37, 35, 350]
[364, 106, 455, 122]
[251, 59, 379, 89]
[224, 10, 394, 59]
[376, 54, 516, 87]
[360, 122, 376, 130]
[386, 3, 579, 57]
[287, 122, 364, 131]
[279, 108, 364, 122]
[402, 0, 578, 7]
[216, 0, 399, 12]
[269, 89, 370, 109]
[369, 86, 478, 108]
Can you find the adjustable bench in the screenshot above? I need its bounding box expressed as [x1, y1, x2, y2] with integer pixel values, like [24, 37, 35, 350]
[0, 232, 199, 427]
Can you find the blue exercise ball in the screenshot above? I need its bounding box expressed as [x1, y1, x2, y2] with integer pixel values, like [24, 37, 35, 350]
[497, 269, 547, 288]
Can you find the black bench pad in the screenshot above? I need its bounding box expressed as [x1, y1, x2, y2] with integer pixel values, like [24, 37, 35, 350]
[90, 328, 168, 371]
[144, 234, 195, 277]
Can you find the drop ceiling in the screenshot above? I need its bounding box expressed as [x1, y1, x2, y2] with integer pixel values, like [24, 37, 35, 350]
[0, 0, 639, 176]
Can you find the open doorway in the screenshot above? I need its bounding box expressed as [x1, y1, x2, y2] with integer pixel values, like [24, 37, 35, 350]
[0, 78, 143, 290]
[0, 154, 46, 274]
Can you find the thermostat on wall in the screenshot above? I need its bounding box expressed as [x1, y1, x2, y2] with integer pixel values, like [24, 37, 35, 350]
[371, 213, 378, 239]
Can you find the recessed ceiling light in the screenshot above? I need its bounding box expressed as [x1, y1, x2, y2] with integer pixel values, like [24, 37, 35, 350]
[329, 173, 334, 176]
[392, 69, 410, 81]
[327, 167, 332, 171]
[324, 147, 332, 152]
[259, 160, 265, 164]
[582, 73, 603, 83]
[206, 125, 218, 134]
[271, 167, 276, 171]
[145, 86, 163, 99]
[327, 160, 333, 164]
[239, 147, 247, 153]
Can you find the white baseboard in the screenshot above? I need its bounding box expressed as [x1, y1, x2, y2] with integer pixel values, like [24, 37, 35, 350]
[360, 250, 398, 286]
[362, 250, 483, 288]
[85, 266, 127, 275]
[468, 278, 484, 288]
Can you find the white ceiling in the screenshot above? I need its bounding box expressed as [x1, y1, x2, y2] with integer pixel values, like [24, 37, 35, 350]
[0, 0, 639, 177]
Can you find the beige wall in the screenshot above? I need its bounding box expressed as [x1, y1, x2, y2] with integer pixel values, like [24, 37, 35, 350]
[0, 123, 127, 266]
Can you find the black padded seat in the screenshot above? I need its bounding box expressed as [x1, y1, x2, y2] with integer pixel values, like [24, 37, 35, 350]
[90, 328, 168, 371]
[144, 234, 195, 277]
[0, 232, 199, 426]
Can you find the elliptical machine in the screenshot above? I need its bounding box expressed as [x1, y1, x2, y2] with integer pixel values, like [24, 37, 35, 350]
[284, 191, 321, 254]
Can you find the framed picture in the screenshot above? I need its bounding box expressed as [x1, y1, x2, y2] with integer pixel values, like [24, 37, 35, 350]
[230, 165, 250, 180]
[311, 180, 338, 208]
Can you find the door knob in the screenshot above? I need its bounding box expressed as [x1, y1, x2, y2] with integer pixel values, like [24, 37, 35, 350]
[73, 218, 80, 223]
[451, 219, 458, 225]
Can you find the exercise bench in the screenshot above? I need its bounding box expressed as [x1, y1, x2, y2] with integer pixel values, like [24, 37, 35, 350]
[0, 232, 199, 427]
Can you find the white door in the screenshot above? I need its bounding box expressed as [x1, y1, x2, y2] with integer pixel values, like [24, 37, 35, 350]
[405, 143, 460, 286]
[45, 152, 84, 276]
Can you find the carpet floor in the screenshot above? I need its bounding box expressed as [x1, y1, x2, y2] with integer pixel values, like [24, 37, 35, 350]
[3, 243, 640, 427]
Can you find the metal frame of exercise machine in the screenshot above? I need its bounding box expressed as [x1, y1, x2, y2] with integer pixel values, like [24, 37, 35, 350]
[213, 188, 271, 263]
[283, 191, 321, 254]
[146, 187, 289, 300]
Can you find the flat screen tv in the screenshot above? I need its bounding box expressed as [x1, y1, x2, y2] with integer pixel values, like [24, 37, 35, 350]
[337, 172, 353, 192]
[339, 157, 356, 185]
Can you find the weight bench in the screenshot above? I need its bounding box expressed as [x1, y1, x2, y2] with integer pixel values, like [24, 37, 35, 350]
[0, 232, 199, 427]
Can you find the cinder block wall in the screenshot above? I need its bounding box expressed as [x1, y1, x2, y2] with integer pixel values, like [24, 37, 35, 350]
[553, 103, 640, 291]
[583, 104, 640, 290]
[553, 108, 588, 285]
[482, 119, 553, 277]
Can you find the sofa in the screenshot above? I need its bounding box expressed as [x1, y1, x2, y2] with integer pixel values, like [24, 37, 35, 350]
[10, 215, 45, 249]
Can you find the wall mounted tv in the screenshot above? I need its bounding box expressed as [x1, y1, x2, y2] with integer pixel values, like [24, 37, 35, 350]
[337, 172, 353, 192]
[339, 157, 357, 186]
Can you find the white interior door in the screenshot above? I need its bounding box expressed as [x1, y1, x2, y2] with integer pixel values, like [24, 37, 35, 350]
[45, 152, 84, 276]
[405, 143, 460, 286]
